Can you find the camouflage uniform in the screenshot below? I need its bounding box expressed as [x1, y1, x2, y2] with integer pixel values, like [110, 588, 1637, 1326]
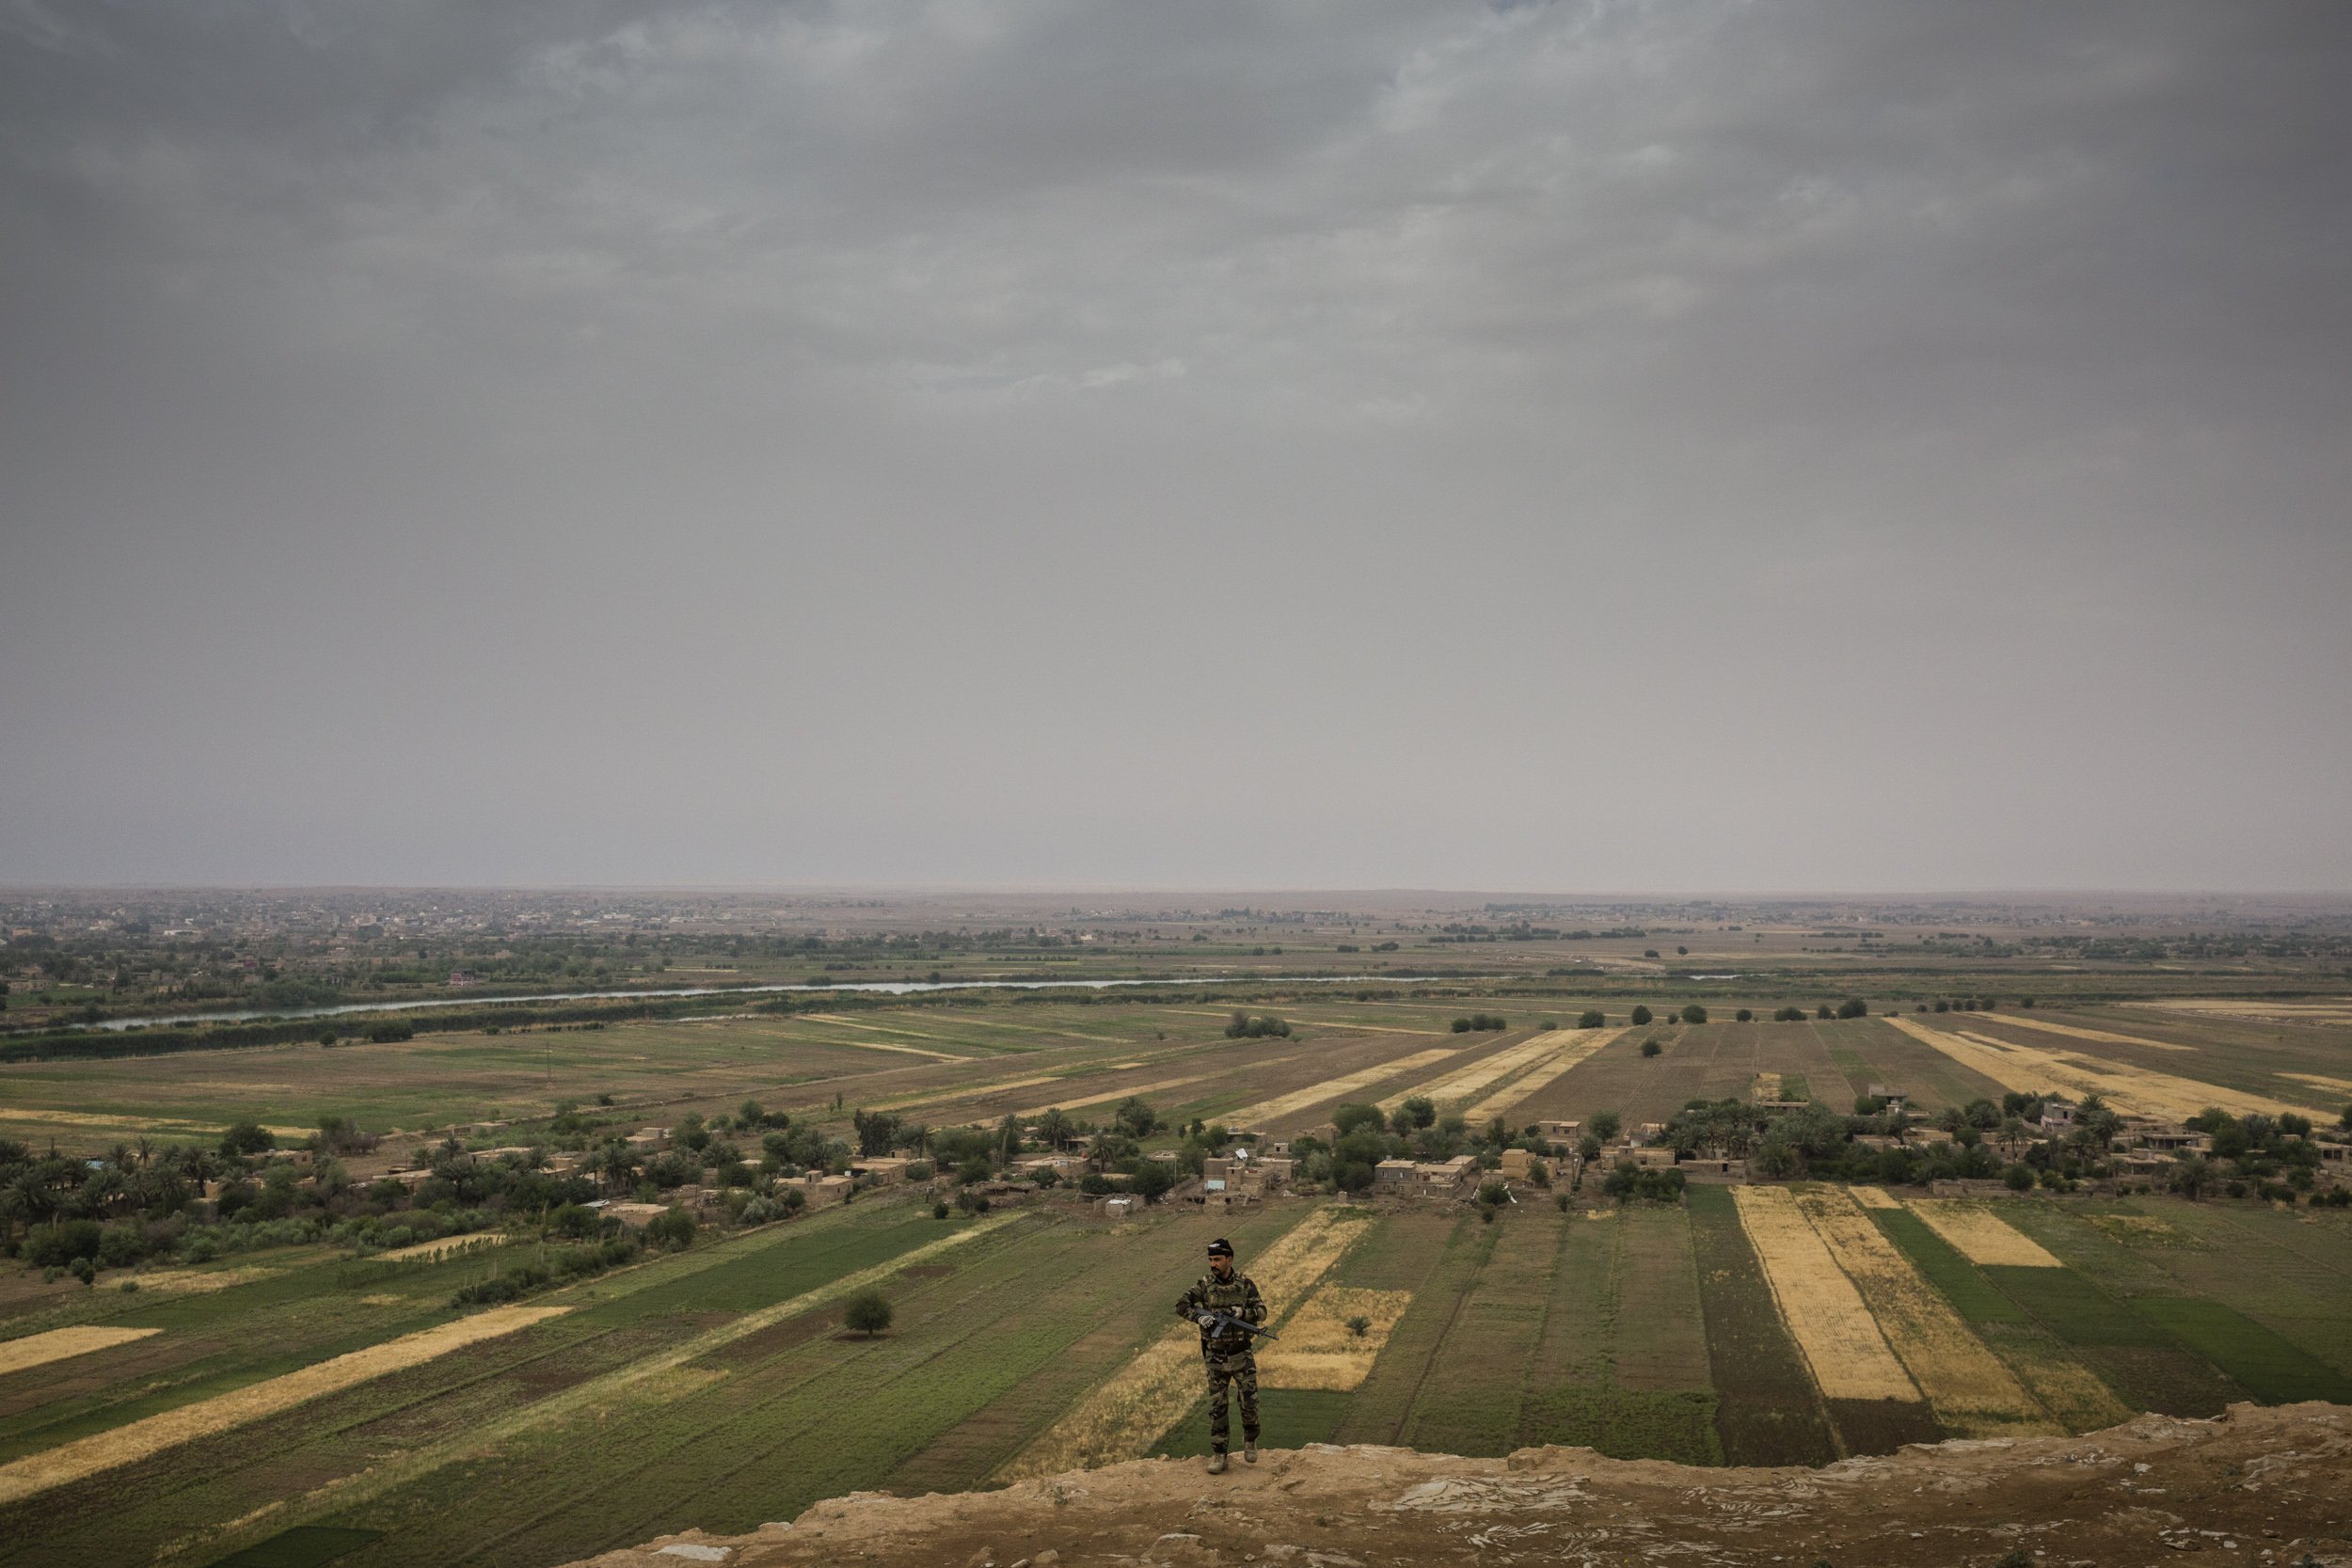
[1176, 1269, 1267, 1454]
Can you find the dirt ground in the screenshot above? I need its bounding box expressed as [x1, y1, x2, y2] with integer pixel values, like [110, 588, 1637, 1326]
[564, 1402, 2351, 1568]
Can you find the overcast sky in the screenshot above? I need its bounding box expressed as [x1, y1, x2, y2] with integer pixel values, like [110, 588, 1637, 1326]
[3, 2, 2348, 892]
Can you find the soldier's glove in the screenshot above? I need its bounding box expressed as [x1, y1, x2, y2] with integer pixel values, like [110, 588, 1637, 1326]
[1196, 1313, 1218, 1329]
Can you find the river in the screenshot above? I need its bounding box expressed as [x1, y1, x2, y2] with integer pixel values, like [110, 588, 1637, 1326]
[89, 973, 1463, 1033]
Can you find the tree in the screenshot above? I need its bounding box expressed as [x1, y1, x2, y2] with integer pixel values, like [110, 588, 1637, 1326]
[1331, 1102, 1388, 1138]
[1036, 1107, 1075, 1149]
[843, 1289, 893, 1338]
[1577, 1009, 1607, 1029]
[1640, 1038, 1662, 1058]
[1735, 1008, 1754, 1022]
[1629, 1006, 1653, 1025]
[1837, 997, 1868, 1019]
[1816, 1004, 1834, 1020]
[1773, 1006, 1804, 1022]
[1129, 1161, 1176, 1204]
[1679, 1004, 1707, 1025]
[1590, 1110, 1622, 1142]
[218, 1121, 276, 1157]
[2170, 1155, 2215, 1200]
[1114, 1097, 1160, 1140]
[1396, 1096, 1437, 1132]
[852, 1109, 903, 1158]
[2003, 1163, 2036, 1192]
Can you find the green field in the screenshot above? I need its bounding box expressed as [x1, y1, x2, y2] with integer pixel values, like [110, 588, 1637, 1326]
[3, 1180, 2347, 1565]
[4, 975, 2352, 1565]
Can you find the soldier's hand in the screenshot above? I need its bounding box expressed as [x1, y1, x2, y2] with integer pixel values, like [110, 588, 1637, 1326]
[1196, 1313, 1217, 1329]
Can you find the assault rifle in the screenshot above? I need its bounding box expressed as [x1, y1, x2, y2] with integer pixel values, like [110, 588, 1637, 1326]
[1193, 1310, 1279, 1341]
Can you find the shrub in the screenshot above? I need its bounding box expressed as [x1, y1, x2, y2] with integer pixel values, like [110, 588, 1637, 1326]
[1577, 1009, 1607, 1029]
[843, 1289, 893, 1338]
[25, 1220, 104, 1270]
[1680, 1004, 1708, 1024]
[2004, 1164, 2036, 1191]
[1837, 997, 1868, 1019]
[644, 1205, 697, 1249]
[933, 1201, 951, 1219]
[1735, 1008, 1754, 1022]
[1773, 1006, 1805, 1022]
[1629, 1006, 1653, 1025]
[1345, 1314, 1371, 1338]
[1451, 1013, 1508, 1033]
[1640, 1038, 1662, 1058]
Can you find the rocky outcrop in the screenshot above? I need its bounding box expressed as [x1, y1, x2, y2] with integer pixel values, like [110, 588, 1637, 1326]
[565, 1402, 2351, 1568]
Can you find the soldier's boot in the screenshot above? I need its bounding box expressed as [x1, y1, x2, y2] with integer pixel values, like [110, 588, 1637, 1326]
[1207, 1450, 1228, 1475]
[1244, 1437, 1258, 1464]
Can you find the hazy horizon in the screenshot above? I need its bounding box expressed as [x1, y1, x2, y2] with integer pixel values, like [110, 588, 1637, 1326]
[6, 3, 2349, 891]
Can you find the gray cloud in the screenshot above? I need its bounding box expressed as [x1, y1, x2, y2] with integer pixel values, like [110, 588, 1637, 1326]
[3, 0, 2347, 889]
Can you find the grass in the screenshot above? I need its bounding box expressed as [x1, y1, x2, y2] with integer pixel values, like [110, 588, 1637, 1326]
[1520, 1387, 1722, 1465]
[1686, 1186, 1837, 1465]
[210, 1526, 384, 1567]
[2129, 1297, 2352, 1405]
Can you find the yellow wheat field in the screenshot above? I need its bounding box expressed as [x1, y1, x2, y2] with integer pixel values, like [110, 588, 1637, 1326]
[2122, 998, 2352, 1026]
[1883, 1015, 2301, 1121]
[1377, 1032, 1579, 1114]
[874, 1072, 1066, 1113]
[1000, 1207, 1372, 1479]
[1730, 1186, 1918, 1402]
[1848, 1185, 1900, 1211]
[1793, 1188, 2054, 1437]
[1461, 1030, 1626, 1123]
[0, 1108, 310, 1139]
[129, 1266, 278, 1295]
[2282, 1072, 2352, 1097]
[0, 1305, 568, 1506]
[1254, 1286, 1413, 1391]
[1227, 1049, 1459, 1129]
[1969, 1013, 2192, 1053]
[374, 1234, 507, 1263]
[1754, 1072, 1783, 1101]
[1905, 1200, 2062, 1268]
[0, 1326, 161, 1378]
[1015, 1073, 1216, 1118]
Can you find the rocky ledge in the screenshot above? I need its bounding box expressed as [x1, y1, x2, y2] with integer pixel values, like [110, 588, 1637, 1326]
[564, 1402, 2351, 1568]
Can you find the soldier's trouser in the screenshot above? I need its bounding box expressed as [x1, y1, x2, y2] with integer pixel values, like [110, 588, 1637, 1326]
[1204, 1350, 1259, 1452]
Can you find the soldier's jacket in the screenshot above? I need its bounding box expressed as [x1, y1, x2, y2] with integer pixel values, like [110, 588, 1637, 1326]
[1175, 1270, 1267, 1356]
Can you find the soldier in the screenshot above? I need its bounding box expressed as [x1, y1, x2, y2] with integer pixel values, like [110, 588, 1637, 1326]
[1175, 1236, 1266, 1473]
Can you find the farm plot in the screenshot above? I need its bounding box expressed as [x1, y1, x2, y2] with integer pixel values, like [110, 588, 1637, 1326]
[0, 1327, 159, 1379]
[1252, 1287, 1413, 1391]
[1967, 1013, 2193, 1053]
[1377, 1031, 1578, 1115]
[998, 1206, 1372, 1479]
[1460, 1029, 1625, 1122]
[1397, 1209, 1562, 1456]
[114, 1207, 1033, 1568]
[1790, 1188, 2053, 1437]
[1727, 1186, 1915, 1402]
[1810, 1019, 2005, 1116]
[0, 1306, 567, 1505]
[1906, 1200, 2062, 1268]
[1686, 1186, 1836, 1465]
[1221, 1048, 1460, 1131]
[1883, 1016, 2306, 1121]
